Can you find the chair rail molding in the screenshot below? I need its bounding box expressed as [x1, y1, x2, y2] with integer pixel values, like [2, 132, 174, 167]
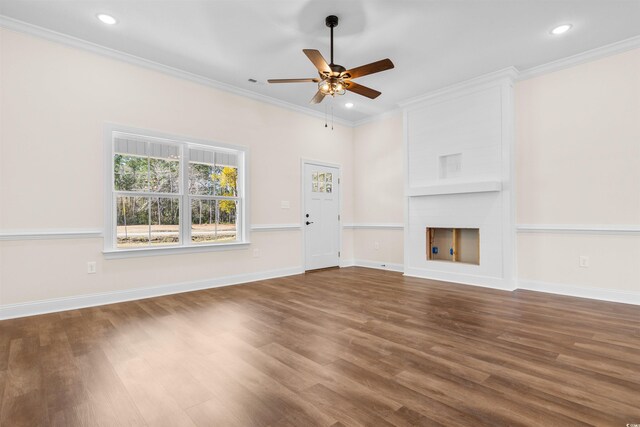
[516, 224, 640, 235]
[0, 229, 103, 241]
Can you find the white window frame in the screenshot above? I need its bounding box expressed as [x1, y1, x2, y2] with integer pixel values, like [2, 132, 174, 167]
[103, 125, 250, 259]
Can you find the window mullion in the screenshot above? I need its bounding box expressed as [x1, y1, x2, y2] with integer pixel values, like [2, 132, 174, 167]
[181, 144, 191, 245]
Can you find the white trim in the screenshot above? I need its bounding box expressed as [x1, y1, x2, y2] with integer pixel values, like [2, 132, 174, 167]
[343, 223, 404, 230]
[0, 225, 301, 242]
[339, 259, 356, 268]
[251, 224, 301, 232]
[516, 224, 640, 235]
[404, 268, 517, 291]
[399, 67, 519, 109]
[351, 259, 404, 273]
[103, 242, 250, 259]
[407, 181, 502, 197]
[0, 266, 304, 320]
[517, 279, 640, 306]
[0, 229, 103, 241]
[352, 109, 402, 127]
[517, 35, 640, 81]
[0, 16, 352, 128]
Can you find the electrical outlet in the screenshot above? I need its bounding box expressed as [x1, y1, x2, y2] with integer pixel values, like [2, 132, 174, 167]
[87, 261, 97, 274]
[374, 241, 380, 250]
[253, 249, 261, 258]
[280, 200, 290, 209]
[579, 256, 589, 268]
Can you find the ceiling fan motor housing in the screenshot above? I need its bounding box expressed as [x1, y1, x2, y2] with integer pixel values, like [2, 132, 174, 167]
[325, 15, 339, 28]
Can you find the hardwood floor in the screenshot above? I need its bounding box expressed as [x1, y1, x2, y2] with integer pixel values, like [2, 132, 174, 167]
[1, 267, 639, 426]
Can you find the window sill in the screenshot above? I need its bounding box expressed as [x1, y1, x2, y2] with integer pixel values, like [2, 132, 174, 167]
[103, 241, 250, 259]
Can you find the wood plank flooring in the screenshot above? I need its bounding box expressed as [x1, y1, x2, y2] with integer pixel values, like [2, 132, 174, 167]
[1, 267, 639, 426]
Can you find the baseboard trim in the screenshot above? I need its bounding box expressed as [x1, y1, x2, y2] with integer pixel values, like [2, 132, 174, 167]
[0, 266, 304, 320]
[4, 265, 638, 320]
[517, 279, 640, 306]
[403, 267, 516, 291]
[349, 259, 404, 272]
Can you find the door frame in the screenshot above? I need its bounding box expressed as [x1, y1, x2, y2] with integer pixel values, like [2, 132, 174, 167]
[300, 159, 343, 271]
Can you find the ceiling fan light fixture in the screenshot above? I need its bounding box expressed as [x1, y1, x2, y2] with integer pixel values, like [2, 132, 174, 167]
[319, 78, 346, 96]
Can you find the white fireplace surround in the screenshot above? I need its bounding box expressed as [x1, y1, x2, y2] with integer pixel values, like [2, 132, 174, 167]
[401, 68, 517, 291]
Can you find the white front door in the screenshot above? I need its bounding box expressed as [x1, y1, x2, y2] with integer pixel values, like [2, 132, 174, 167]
[303, 162, 340, 270]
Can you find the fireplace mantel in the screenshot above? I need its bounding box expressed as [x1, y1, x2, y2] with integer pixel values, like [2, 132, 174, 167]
[407, 180, 502, 197]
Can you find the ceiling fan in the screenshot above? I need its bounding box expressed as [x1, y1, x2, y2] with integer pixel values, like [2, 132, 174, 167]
[268, 15, 394, 104]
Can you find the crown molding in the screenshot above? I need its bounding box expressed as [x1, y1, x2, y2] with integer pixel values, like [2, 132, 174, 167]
[352, 108, 402, 127]
[3, 15, 639, 129]
[517, 35, 640, 81]
[0, 15, 354, 128]
[398, 67, 519, 109]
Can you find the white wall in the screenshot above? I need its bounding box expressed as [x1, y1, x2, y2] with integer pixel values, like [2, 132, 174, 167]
[351, 114, 404, 268]
[1, 26, 638, 313]
[0, 28, 355, 309]
[515, 48, 640, 296]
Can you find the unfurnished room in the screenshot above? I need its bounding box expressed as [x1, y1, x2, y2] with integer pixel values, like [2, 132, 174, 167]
[0, 1, 639, 425]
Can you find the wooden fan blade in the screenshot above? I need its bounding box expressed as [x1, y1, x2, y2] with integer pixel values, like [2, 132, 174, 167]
[303, 49, 331, 75]
[342, 58, 394, 79]
[345, 81, 381, 99]
[267, 78, 320, 83]
[310, 90, 326, 104]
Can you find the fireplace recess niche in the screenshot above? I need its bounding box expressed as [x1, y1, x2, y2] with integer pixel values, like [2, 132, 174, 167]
[427, 228, 479, 265]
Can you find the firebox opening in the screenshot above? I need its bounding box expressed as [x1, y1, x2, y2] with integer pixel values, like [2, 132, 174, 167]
[426, 227, 479, 265]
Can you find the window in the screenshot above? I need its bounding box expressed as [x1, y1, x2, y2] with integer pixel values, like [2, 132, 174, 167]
[105, 129, 247, 255]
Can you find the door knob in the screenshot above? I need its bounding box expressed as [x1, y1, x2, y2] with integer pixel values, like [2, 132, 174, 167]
[306, 221, 314, 225]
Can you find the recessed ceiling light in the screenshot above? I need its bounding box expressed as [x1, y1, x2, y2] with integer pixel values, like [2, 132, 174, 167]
[97, 14, 117, 25]
[551, 24, 572, 35]
[345, 102, 354, 108]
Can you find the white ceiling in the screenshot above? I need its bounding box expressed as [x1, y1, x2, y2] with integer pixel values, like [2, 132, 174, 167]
[1, 1, 639, 123]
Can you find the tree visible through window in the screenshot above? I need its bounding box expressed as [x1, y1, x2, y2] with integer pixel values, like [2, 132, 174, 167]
[108, 132, 245, 251]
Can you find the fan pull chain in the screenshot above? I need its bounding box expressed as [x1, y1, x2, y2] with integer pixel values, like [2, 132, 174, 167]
[331, 105, 334, 130]
[324, 104, 328, 128]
